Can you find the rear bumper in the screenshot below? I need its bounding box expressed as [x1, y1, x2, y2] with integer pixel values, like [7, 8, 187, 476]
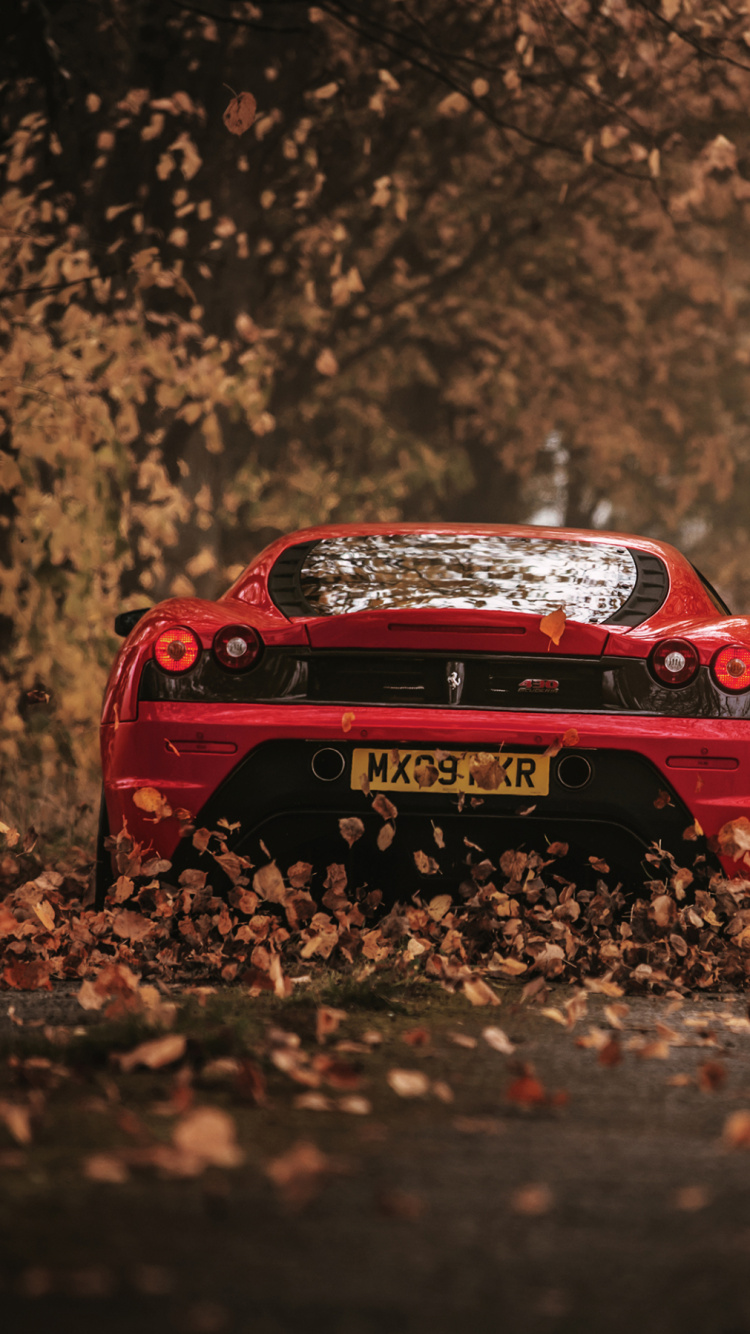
[101, 702, 750, 878]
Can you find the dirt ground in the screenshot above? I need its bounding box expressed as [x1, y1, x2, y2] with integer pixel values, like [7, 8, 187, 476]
[2, 984, 750, 1334]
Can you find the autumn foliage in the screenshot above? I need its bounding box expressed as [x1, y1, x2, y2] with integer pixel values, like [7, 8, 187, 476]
[4, 3, 750, 822]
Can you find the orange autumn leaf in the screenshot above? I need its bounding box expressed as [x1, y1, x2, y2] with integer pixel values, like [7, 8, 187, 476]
[132, 786, 172, 822]
[222, 91, 257, 136]
[539, 607, 566, 646]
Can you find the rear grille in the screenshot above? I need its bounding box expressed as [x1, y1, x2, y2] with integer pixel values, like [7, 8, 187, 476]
[307, 653, 602, 709]
[307, 654, 447, 706]
[139, 649, 738, 717]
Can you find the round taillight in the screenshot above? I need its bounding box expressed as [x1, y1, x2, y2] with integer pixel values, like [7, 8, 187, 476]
[650, 639, 699, 687]
[154, 626, 201, 673]
[213, 624, 262, 671]
[713, 645, 750, 693]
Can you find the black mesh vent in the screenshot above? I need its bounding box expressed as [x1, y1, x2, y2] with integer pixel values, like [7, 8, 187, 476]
[603, 550, 668, 627]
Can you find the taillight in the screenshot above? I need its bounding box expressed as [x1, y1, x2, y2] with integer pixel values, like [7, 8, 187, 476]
[154, 626, 201, 672]
[650, 639, 699, 687]
[713, 645, 750, 692]
[213, 624, 262, 670]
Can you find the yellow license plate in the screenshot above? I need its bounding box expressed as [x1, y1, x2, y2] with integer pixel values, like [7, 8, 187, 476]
[351, 748, 549, 796]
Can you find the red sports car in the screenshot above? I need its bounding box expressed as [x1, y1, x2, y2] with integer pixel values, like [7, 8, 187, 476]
[97, 523, 750, 901]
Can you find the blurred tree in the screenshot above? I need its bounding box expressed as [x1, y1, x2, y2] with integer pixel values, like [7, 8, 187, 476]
[4, 0, 750, 820]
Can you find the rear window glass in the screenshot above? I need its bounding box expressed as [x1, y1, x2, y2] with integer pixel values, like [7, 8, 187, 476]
[299, 533, 638, 623]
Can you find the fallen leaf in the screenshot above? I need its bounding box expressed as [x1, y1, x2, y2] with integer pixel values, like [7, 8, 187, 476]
[223, 90, 257, 136]
[724, 1110, 750, 1148]
[506, 1073, 546, 1107]
[84, 1153, 130, 1184]
[253, 862, 287, 902]
[265, 1139, 334, 1208]
[338, 1095, 371, 1115]
[512, 1183, 553, 1215]
[316, 1006, 347, 1044]
[0, 1102, 32, 1144]
[2, 961, 52, 991]
[167, 1108, 243, 1174]
[462, 978, 501, 1006]
[598, 1035, 622, 1067]
[377, 822, 396, 851]
[119, 1033, 187, 1073]
[674, 1186, 710, 1211]
[413, 850, 439, 875]
[132, 786, 172, 821]
[449, 1032, 477, 1049]
[339, 817, 364, 847]
[482, 1025, 515, 1055]
[387, 1069, 430, 1098]
[698, 1060, 726, 1092]
[372, 794, 398, 820]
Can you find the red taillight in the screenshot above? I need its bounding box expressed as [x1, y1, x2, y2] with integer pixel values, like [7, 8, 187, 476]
[650, 639, 699, 687]
[154, 626, 200, 672]
[213, 624, 262, 670]
[713, 645, 750, 692]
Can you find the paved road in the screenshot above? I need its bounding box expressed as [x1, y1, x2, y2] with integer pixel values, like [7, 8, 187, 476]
[1, 990, 750, 1333]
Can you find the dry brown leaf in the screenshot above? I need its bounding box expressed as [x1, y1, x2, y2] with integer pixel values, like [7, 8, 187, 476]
[482, 1025, 515, 1055]
[222, 91, 257, 136]
[427, 893, 452, 921]
[253, 862, 286, 903]
[32, 899, 55, 931]
[112, 909, 154, 942]
[173, 1106, 244, 1169]
[84, 1153, 130, 1184]
[462, 978, 501, 1006]
[387, 1069, 430, 1098]
[132, 787, 172, 821]
[724, 1110, 750, 1148]
[339, 817, 364, 848]
[265, 1139, 334, 1208]
[316, 1006, 347, 1044]
[413, 849, 439, 875]
[506, 1073, 546, 1107]
[119, 1033, 187, 1072]
[698, 1060, 726, 1092]
[376, 822, 396, 851]
[718, 816, 750, 859]
[674, 1186, 710, 1212]
[338, 1095, 371, 1115]
[598, 1035, 622, 1067]
[512, 1183, 553, 1215]
[372, 793, 398, 820]
[0, 1102, 32, 1145]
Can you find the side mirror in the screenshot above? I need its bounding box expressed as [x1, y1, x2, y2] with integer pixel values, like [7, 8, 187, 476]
[114, 607, 151, 637]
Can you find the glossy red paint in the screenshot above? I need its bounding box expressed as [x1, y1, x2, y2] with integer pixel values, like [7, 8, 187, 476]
[101, 523, 750, 880]
[103, 703, 750, 869]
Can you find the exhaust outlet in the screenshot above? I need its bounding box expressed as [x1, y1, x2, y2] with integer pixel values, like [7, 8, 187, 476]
[556, 753, 593, 790]
[311, 747, 346, 782]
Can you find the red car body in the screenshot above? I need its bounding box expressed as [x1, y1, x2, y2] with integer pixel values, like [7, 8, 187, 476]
[98, 523, 750, 895]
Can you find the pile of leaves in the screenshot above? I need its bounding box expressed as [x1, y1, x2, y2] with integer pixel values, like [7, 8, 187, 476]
[4, 807, 750, 1001]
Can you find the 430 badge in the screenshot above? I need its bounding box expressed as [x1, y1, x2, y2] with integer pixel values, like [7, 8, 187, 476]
[351, 748, 550, 796]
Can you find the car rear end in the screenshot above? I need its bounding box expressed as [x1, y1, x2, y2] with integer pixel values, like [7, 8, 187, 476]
[100, 526, 750, 894]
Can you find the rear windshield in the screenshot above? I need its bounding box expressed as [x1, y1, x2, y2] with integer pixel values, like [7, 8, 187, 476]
[299, 533, 638, 623]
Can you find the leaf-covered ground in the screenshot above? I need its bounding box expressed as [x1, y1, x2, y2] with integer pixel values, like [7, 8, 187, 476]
[4, 816, 750, 1330]
[3, 805, 750, 1000]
